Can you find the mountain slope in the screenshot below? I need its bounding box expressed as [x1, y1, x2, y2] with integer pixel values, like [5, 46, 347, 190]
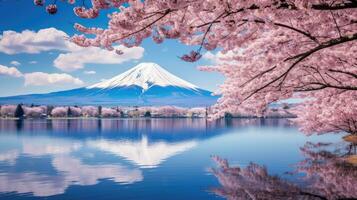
[87, 62, 199, 91]
[0, 63, 218, 106]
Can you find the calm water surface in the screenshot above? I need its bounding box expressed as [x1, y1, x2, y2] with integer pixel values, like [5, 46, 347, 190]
[0, 119, 354, 199]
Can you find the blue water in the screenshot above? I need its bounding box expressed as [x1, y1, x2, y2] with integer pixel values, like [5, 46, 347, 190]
[0, 119, 344, 199]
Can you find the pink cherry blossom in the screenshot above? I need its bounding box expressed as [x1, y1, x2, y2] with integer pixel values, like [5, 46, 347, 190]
[23, 106, 46, 118]
[46, 4, 57, 14]
[74, 7, 99, 18]
[68, 106, 82, 117]
[0, 105, 17, 118]
[101, 107, 119, 118]
[50, 107, 68, 118]
[180, 51, 202, 62]
[34, 0, 45, 6]
[81, 106, 99, 117]
[30, 0, 357, 135]
[152, 106, 187, 117]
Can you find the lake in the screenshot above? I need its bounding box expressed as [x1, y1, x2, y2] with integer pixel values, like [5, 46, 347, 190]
[0, 118, 355, 200]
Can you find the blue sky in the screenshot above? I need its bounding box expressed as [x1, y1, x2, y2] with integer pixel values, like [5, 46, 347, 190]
[0, 0, 223, 97]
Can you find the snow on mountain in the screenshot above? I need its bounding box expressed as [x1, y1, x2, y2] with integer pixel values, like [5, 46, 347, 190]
[0, 62, 218, 106]
[87, 62, 199, 91]
[89, 137, 197, 168]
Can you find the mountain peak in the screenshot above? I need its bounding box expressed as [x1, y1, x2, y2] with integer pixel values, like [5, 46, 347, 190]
[87, 62, 199, 91]
[132, 62, 162, 70]
[0, 62, 218, 106]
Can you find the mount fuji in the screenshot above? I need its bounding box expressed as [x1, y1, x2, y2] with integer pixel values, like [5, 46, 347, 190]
[0, 63, 218, 106]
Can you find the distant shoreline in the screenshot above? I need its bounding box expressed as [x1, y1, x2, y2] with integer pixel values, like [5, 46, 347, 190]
[0, 115, 297, 120]
[1, 104, 297, 120]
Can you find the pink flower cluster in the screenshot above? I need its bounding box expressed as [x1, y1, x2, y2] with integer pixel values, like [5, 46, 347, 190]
[51, 107, 68, 118]
[0, 105, 17, 117]
[24, 106, 47, 118]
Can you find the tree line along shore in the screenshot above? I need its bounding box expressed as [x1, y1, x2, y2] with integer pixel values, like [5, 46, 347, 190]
[0, 104, 296, 119]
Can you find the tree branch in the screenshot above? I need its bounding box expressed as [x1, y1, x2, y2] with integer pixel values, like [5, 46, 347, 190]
[311, 1, 357, 10]
[242, 33, 357, 100]
[328, 69, 357, 79]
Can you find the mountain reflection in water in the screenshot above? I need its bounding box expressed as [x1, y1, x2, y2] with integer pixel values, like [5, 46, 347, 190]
[0, 118, 353, 199]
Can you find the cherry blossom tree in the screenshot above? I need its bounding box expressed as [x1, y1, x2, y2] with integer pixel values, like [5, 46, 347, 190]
[152, 106, 187, 117]
[81, 106, 99, 117]
[293, 94, 357, 135]
[32, 0, 357, 134]
[68, 106, 82, 117]
[0, 105, 16, 118]
[51, 107, 68, 118]
[23, 106, 47, 118]
[187, 107, 207, 118]
[101, 107, 119, 118]
[137, 107, 152, 117]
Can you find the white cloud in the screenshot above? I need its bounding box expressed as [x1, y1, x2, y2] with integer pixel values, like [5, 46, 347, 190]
[0, 28, 69, 54]
[0, 150, 19, 165]
[22, 139, 82, 156]
[52, 155, 142, 186]
[10, 61, 21, 66]
[0, 64, 23, 77]
[24, 72, 84, 86]
[0, 137, 143, 197]
[0, 65, 84, 87]
[29, 61, 37, 64]
[84, 70, 96, 75]
[0, 65, 83, 86]
[203, 50, 240, 65]
[54, 45, 144, 72]
[0, 154, 142, 197]
[0, 28, 145, 72]
[202, 51, 218, 63]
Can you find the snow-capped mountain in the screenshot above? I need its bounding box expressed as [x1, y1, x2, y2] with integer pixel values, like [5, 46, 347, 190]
[88, 62, 199, 91]
[0, 63, 218, 106]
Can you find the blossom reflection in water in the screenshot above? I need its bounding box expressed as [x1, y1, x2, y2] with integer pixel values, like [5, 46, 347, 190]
[210, 142, 357, 200]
